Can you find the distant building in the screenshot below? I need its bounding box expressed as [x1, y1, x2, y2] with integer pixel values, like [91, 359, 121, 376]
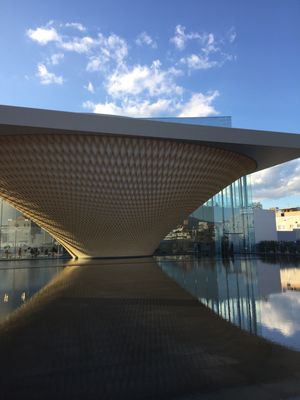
[253, 208, 278, 243]
[280, 268, 300, 291]
[275, 207, 300, 242]
[276, 207, 300, 231]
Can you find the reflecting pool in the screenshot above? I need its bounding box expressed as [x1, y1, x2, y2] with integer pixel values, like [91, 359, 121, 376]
[2, 256, 300, 352]
[157, 256, 300, 351]
[0, 259, 65, 322]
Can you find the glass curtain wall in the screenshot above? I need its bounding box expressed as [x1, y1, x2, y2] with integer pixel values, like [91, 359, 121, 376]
[155, 116, 255, 256]
[189, 175, 254, 255]
[0, 198, 62, 259]
[157, 176, 254, 256]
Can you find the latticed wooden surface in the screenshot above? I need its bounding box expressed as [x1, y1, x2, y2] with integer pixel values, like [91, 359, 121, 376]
[0, 134, 256, 257]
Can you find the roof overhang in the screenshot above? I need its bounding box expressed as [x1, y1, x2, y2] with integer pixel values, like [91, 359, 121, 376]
[0, 105, 300, 172]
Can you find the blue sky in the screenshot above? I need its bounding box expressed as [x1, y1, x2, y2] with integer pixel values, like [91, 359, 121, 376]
[0, 0, 299, 208]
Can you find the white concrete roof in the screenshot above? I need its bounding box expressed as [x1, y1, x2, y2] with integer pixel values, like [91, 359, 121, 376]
[0, 104, 300, 172]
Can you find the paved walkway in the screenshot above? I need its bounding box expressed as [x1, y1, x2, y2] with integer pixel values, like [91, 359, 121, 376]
[1, 258, 300, 399]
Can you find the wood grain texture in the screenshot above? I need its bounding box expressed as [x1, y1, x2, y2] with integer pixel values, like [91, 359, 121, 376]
[0, 134, 256, 258]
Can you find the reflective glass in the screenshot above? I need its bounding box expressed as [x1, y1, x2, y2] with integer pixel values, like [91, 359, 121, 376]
[155, 116, 254, 255]
[0, 198, 64, 259]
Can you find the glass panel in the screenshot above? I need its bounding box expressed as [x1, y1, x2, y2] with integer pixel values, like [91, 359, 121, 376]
[155, 116, 255, 256]
[0, 198, 64, 259]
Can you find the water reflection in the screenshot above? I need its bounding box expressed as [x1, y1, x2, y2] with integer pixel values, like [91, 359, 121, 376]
[0, 259, 65, 321]
[157, 256, 300, 351]
[2, 256, 300, 352]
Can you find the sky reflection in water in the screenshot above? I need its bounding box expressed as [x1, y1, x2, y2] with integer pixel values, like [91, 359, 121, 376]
[157, 256, 300, 351]
[1, 256, 300, 352]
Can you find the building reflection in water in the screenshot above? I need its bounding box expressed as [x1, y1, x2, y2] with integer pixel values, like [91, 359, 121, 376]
[0, 260, 65, 322]
[157, 256, 300, 351]
[1, 256, 300, 352]
[157, 257, 263, 335]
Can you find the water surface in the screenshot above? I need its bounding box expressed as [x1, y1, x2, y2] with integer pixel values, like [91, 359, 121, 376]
[157, 256, 300, 351]
[1, 256, 300, 352]
[0, 258, 66, 321]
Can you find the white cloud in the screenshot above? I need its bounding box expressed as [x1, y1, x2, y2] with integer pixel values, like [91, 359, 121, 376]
[98, 33, 128, 64]
[136, 32, 157, 48]
[65, 22, 86, 32]
[227, 27, 237, 43]
[83, 98, 172, 117]
[106, 60, 183, 98]
[84, 81, 95, 93]
[27, 23, 128, 66]
[36, 63, 63, 85]
[170, 25, 219, 53]
[83, 91, 219, 118]
[251, 160, 300, 200]
[170, 24, 202, 50]
[59, 36, 96, 53]
[27, 22, 223, 120]
[201, 33, 219, 56]
[49, 53, 64, 65]
[85, 33, 128, 71]
[259, 292, 300, 337]
[83, 100, 123, 115]
[86, 56, 103, 71]
[171, 26, 233, 71]
[178, 91, 219, 117]
[27, 26, 60, 45]
[181, 54, 219, 70]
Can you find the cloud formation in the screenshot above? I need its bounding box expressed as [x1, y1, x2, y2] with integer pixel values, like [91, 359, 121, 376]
[49, 53, 64, 65]
[180, 54, 219, 70]
[64, 22, 86, 32]
[59, 36, 95, 53]
[170, 24, 202, 50]
[83, 98, 173, 117]
[135, 32, 157, 48]
[260, 291, 300, 337]
[173, 25, 234, 71]
[84, 81, 95, 93]
[106, 60, 182, 98]
[178, 91, 219, 117]
[26, 21, 235, 116]
[27, 26, 60, 45]
[251, 159, 300, 201]
[36, 63, 63, 85]
[83, 90, 218, 118]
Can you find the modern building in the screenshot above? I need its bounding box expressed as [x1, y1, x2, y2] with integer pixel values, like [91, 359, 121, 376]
[158, 117, 262, 255]
[1, 105, 300, 259]
[253, 208, 278, 244]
